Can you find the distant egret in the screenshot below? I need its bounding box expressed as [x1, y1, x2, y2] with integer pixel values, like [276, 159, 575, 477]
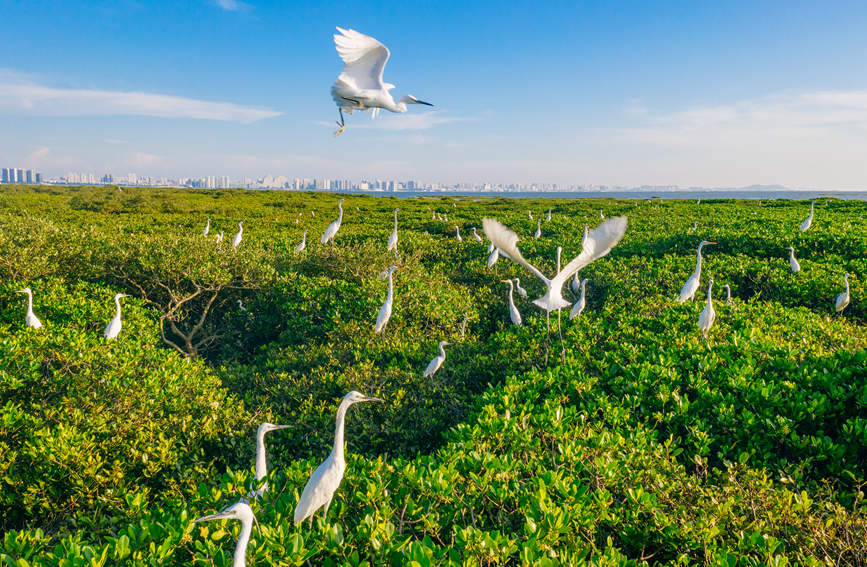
[723, 284, 733, 305]
[487, 247, 500, 268]
[513, 277, 528, 299]
[232, 222, 243, 248]
[321, 199, 345, 245]
[294, 391, 382, 524]
[545, 209, 552, 222]
[252, 422, 290, 497]
[472, 227, 482, 242]
[690, 221, 698, 233]
[15, 288, 43, 329]
[799, 200, 816, 231]
[528, 211, 533, 220]
[502, 280, 522, 326]
[698, 280, 716, 338]
[387, 209, 399, 253]
[196, 500, 259, 567]
[295, 230, 307, 254]
[534, 219, 541, 239]
[104, 293, 129, 340]
[423, 340, 451, 377]
[203, 218, 211, 237]
[600, 210, 605, 219]
[569, 278, 588, 320]
[835, 273, 852, 313]
[677, 241, 716, 303]
[237, 299, 247, 312]
[331, 28, 433, 136]
[787, 246, 801, 273]
[374, 266, 397, 334]
[455, 225, 462, 242]
[216, 231, 224, 244]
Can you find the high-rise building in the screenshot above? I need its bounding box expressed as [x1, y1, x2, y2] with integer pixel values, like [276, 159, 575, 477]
[35, 173, 42, 183]
[1, 168, 9, 183]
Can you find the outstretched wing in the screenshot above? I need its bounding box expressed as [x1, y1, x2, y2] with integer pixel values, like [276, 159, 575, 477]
[333, 27, 390, 91]
[553, 216, 627, 287]
[482, 218, 548, 284]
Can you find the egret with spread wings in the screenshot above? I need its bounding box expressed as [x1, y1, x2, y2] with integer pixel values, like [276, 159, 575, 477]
[331, 27, 433, 136]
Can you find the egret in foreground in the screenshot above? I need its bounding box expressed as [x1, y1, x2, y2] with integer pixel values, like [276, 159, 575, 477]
[321, 199, 345, 245]
[252, 422, 290, 497]
[677, 241, 716, 303]
[502, 280, 522, 326]
[15, 288, 43, 329]
[698, 280, 716, 338]
[374, 266, 397, 334]
[387, 209, 399, 254]
[787, 246, 801, 273]
[203, 218, 210, 237]
[800, 200, 816, 232]
[331, 28, 433, 136]
[423, 340, 451, 377]
[294, 391, 382, 525]
[196, 500, 259, 567]
[835, 273, 853, 313]
[569, 278, 588, 320]
[295, 230, 307, 254]
[232, 222, 243, 249]
[104, 293, 129, 340]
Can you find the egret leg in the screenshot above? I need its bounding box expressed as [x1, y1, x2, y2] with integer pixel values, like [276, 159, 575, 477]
[334, 108, 346, 137]
[323, 497, 332, 520]
[557, 308, 565, 363]
[544, 311, 551, 366]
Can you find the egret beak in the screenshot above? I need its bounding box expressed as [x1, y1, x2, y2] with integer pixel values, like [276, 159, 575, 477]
[271, 424, 291, 431]
[195, 510, 233, 523]
[363, 396, 384, 403]
[415, 99, 433, 106]
[707, 242, 717, 245]
[15, 289, 25, 294]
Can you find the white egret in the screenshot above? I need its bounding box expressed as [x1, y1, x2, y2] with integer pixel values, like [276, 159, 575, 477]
[787, 246, 801, 273]
[321, 199, 346, 245]
[835, 273, 853, 313]
[196, 500, 259, 567]
[528, 210, 533, 220]
[237, 299, 247, 312]
[534, 219, 541, 239]
[487, 241, 495, 254]
[232, 222, 243, 249]
[387, 209, 399, 253]
[104, 293, 129, 340]
[294, 391, 383, 524]
[799, 200, 816, 231]
[698, 280, 716, 338]
[472, 227, 482, 242]
[723, 284, 733, 305]
[252, 422, 290, 497]
[690, 221, 698, 233]
[677, 241, 716, 303]
[331, 28, 433, 136]
[545, 209, 552, 222]
[487, 247, 500, 268]
[295, 230, 307, 254]
[374, 266, 397, 334]
[570, 278, 588, 320]
[444, 214, 448, 222]
[203, 218, 210, 237]
[513, 277, 528, 299]
[216, 231, 224, 245]
[15, 288, 43, 329]
[423, 341, 451, 377]
[455, 225, 462, 242]
[502, 280, 522, 326]
[600, 210, 605, 219]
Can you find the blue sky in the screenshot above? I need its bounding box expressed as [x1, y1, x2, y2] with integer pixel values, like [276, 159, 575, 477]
[1, 0, 866, 188]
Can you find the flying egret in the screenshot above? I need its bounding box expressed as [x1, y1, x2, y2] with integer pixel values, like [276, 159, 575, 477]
[237, 299, 247, 312]
[331, 28, 433, 136]
[294, 391, 383, 525]
[723, 284, 733, 305]
[502, 280, 522, 326]
[15, 288, 43, 329]
[104, 293, 129, 340]
[513, 277, 528, 299]
[787, 246, 801, 273]
[487, 247, 500, 268]
[545, 209, 552, 222]
[196, 500, 259, 567]
[835, 273, 853, 313]
[203, 218, 210, 237]
[232, 222, 243, 249]
[252, 422, 290, 497]
[295, 230, 307, 254]
[387, 209, 399, 253]
[799, 200, 816, 231]
[321, 199, 345, 245]
[698, 280, 716, 338]
[569, 278, 588, 320]
[472, 227, 482, 242]
[534, 219, 541, 239]
[423, 341, 451, 377]
[374, 266, 397, 334]
[455, 225, 462, 242]
[677, 241, 716, 303]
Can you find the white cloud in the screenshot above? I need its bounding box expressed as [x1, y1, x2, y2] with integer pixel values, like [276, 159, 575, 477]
[331, 111, 467, 132]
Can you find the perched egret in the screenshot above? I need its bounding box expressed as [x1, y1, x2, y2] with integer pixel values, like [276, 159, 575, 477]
[723, 284, 733, 305]
[321, 199, 345, 245]
[487, 247, 500, 268]
[387, 209, 399, 253]
[237, 299, 247, 312]
[513, 277, 528, 299]
[252, 422, 290, 497]
[787, 246, 801, 273]
[502, 280, 522, 326]
[295, 230, 308, 254]
[374, 266, 397, 334]
[472, 227, 482, 242]
[545, 209, 552, 222]
[534, 219, 542, 239]
[104, 293, 129, 340]
[203, 218, 210, 237]
[455, 225, 462, 242]
[799, 200, 816, 231]
[677, 241, 716, 303]
[698, 280, 716, 338]
[15, 288, 43, 329]
[835, 273, 853, 313]
[331, 28, 433, 136]
[570, 279, 588, 320]
[423, 341, 451, 377]
[294, 391, 383, 524]
[196, 500, 259, 567]
[232, 222, 243, 249]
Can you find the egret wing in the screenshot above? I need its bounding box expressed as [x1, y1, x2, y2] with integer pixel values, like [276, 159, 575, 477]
[482, 218, 548, 283]
[333, 27, 390, 91]
[553, 217, 627, 287]
[294, 460, 342, 524]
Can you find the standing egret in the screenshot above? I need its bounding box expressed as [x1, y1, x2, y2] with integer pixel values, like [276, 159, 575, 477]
[534, 219, 542, 239]
[513, 277, 528, 299]
[487, 241, 495, 254]
[104, 293, 129, 340]
[528, 211, 533, 220]
[203, 218, 210, 237]
[723, 284, 733, 305]
[835, 273, 853, 313]
[387, 209, 399, 253]
[799, 200, 816, 231]
[502, 280, 522, 326]
[455, 225, 462, 242]
[698, 280, 716, 338]
[787, 246, 801, 273]
[15, 288, 43, 329]
[472, 227, 482, 242]
[232, 222, 243, 249]
[690, 221, 698, 233]
[487, 247, 500, 268]
[295, 230, 308, 254]
[237, 299, 247, 312]
[444, 214, 448, 222]
[677, 241, 716, 303]
[294, 391, 383, 524]
[321, 199, 346, 245]
[545, 209, 552, 222]
[252, 422, 290, 497]
[569, 278, 588, 320]
[600, 210, 605, 219]
[196, 500, 259, 567]
[423, 341, 451, 377]
[374, 266, 397, 334]
[216, 231, 224, 245]
[331, 28, 433, 136]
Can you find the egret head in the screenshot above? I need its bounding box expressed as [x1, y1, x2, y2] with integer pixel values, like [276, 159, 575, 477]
[239, 221, 243, 228]
[581, 278, 589, 287]
[343, 390, 384, 405]
[397, 95, 433, 112]
[338, 198, 345, 205]
[257, 422, 290, 436]
[698, 240, 716, 248]
[708, 279, 715, 290]
[114, 293, 129, 300]
[195, 499, 259, 532]
[501, 279, 514, 288]
[439, 341, 451, 349]
[15, 288, 32, 295]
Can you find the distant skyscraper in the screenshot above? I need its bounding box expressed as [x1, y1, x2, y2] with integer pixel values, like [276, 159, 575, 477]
[1, 168, 9, 183]
[35, 173, 42, 183]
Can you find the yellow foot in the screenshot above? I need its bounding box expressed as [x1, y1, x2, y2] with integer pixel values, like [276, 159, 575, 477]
[333, 123, 345, 137]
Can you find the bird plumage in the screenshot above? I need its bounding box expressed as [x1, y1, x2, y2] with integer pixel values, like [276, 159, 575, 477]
[423, 340, 451, 377]
[569, 278, 588, 320]
[800, 200, 816, 231]
[387, 209, 399, 252]
[374, 266, 397, 333]
[835, 273, 852, 313]
[321, 199, 345, 244]
[502, 280, 522, 326]
[295, 230, 307, 254]
[104, 293, 128, 340]
[232, 222, 243, 248]
[15, 288, 43, 330]
[677, 241, 716, 303]
[787, 246, 801, 273]
[698, 280, 716, 338]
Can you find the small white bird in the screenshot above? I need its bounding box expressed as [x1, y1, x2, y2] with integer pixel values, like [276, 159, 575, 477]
[487, 241, 495, 254]
[15, 287, 43, 329]
[237, 299, 247, 312]
[487, 247, 500, 268]
[252, 422, 290, 497]
[677, 241, 716, 303]
[472, 227, 482, 242]
[321, 199, 345, 245]
[294, 391, 382, 524]
[690, 221, 698, 233]
[104, 293, 129, 340]
[600, 210, 605, 219]
[787, 246, 801, 273]
[216, 231, 224, 244]
[723, 284, 733, 305]
[835, 273, 853, 313]
[232, 222, 243, 248]
[569, 278, 588, 320]
[800, 200, 816, 232]
[502, 279, 522, 326]
[196, 500, 259, 567]
[374, 266, 397, 334]
[455, 225, 462, 242]
[203, 218, 211, 237]
[545, 209, 552, 222]
[528, 210, 533, 220]
[387, 209, 399, 253]
[423, 340, 451, 377]
[513, 277, 528, 299]
[295, 230, 308, 254]
[698, 279, 716, 338]
[534, 219, 542, 239]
